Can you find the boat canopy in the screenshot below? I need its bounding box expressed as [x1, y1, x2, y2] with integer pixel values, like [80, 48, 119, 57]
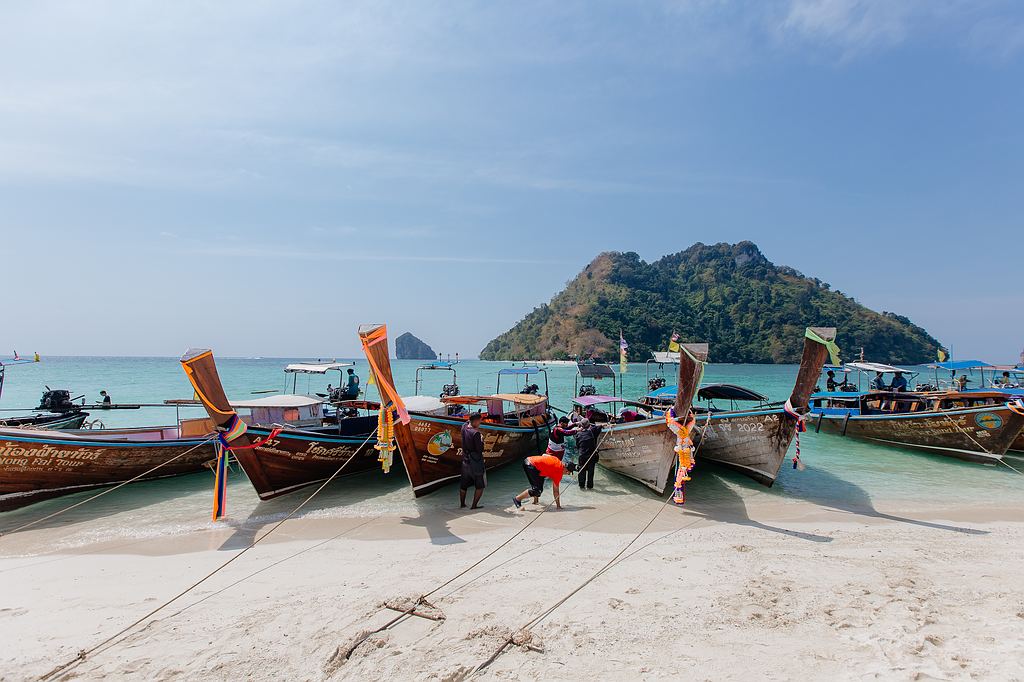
[697, 383, 768, 402]
[403, 395, 447, 414]
[284, 362, 353, 374]
[577, 363, 616, 379]
[419, 361, 455, 369]
[498, 366, 542, 375]
[926, 360, 992, 371]
[443, 393, 547, 406]
[572, 394, 623, 407]
[845, 362, 911, 374]
[229, 395, 323, 408]
[645, 385, 676, 399]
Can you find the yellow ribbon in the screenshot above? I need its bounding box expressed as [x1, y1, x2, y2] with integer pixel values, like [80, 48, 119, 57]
[805, 327, 841, 366]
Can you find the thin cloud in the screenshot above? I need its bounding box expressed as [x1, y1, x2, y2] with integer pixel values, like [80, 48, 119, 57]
[178, 244, 564, 266]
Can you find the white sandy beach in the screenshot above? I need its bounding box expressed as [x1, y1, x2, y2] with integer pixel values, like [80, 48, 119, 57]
[2, 476, 1023, 682]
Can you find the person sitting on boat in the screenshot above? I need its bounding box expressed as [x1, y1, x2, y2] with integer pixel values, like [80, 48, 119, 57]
[341, 368, 360, 400]
[546, 417, 578, 458]
[995, 371, 1016, 388]
[869, 372, 887, 391]
[957, 374, 969, 391]
[826, 371, 839, 392]
[617, 407, 642, 422]
[459, 412, 486, 510]
[99, 390, 111, 407]
[512, 453, 564, 510]
[890, 372, 908, 392]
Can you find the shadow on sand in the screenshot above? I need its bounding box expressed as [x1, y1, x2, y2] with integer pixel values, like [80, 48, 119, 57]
[698, 460, 988, 536]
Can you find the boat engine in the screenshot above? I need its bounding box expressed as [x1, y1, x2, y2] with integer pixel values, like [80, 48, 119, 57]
[647, 377, 666, 391]
[520, 383, 540, 395]
[441, 384, 460, 397]
[578, 384, 597, 397]
[37, 388, 75, 412]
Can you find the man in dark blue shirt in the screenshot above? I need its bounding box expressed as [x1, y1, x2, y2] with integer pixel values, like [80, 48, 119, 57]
[890, 372, 908, 392]
[869, 372, 887, 391]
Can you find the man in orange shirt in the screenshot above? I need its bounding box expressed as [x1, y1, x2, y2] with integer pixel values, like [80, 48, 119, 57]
[512, 453, 564, 510]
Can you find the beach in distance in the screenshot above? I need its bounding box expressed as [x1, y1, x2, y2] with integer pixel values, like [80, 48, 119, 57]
[1, 358, 1023, 680]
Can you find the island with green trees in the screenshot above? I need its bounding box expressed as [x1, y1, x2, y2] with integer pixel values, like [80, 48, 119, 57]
[480, 241, 941, 364]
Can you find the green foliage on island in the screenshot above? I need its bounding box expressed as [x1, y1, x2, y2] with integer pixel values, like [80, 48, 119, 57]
[480, 241, 942, 364]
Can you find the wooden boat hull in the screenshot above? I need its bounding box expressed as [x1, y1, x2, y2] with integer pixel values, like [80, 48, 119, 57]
[692, 410, 789, 486]
[403, 414, 551, 497]
[232, 421, 381, 500]
[596, 342, 707, 493]
[595, 420, 678, 493]
[813, 405, 1024, 464]
[0, 427, 215, 511]
[0, 412, 89, 430]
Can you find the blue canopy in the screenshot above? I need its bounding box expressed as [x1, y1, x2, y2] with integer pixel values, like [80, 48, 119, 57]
[420, 361, 454, 369]
[927, 360, 992, 371]
[498, 366, 542, 375]
[646, 385, 677, 399]
[812, 391, 868, 398]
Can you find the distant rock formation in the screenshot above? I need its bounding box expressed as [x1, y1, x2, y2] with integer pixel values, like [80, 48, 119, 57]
[395, 332, 437, 360]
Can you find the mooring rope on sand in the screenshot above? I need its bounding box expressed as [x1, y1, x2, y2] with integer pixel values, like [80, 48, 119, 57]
[38, 430, 376, 681]
[468, 416, 715, 674]
[342, 428, 617, 660]
[0, 434, 218, 538]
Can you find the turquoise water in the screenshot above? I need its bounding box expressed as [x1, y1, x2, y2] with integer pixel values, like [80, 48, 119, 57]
[0, 356, 1021, 541]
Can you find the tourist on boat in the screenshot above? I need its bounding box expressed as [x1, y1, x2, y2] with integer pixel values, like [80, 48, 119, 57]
[546, 417, 578, 457]
[99, 390, 111, 407]
[890, 372, 908, 392]
[617, 407, 643, 422]
[575, 418, 602, 490]
[459, 412, 486, 509]
[341, 368, 360, 399]
[869, 372, 887, 391]
[826, 370, 839, 391]
[512, 453, 564, 510]
[957, 374, 969, 391]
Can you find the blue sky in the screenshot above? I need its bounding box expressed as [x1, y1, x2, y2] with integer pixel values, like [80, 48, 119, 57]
[2, 1, 1022, 361]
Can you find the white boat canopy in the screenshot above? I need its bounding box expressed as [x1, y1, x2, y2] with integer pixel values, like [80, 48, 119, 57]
[845, 362, 911, 374]
[229, 395, 324, 409]
[284, 362, 353, 374]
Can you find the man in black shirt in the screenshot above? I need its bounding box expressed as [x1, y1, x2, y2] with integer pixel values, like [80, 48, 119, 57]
[574, 418, 601, 490]
[459, 412, 486, 509]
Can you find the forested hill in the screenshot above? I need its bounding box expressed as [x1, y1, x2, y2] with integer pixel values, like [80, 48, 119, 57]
[480, 241, 941, 364]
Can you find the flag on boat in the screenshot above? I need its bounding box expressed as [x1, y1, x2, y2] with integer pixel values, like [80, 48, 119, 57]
[12, 351, 19, 361]
[668, 333, 680, 353]
[937, 348, 948, 362]
[33, 352, 40, 362]
[619, 332, 628, 374]
[212, 443, 229, 521]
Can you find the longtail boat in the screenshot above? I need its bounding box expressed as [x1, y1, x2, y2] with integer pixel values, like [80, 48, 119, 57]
[0, 411, 88, 430]
[640, 327, 837, 486]
[572, 343, 707, 493]
[358, 323, 555, 497]
[0, 421, 216, 511]
[180, 349, 387, 501]
[810, 388, 1024, 464]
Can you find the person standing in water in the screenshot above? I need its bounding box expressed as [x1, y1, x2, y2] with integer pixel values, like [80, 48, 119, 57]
[459, 412, 486, 509]
[575, 418, 601, 490]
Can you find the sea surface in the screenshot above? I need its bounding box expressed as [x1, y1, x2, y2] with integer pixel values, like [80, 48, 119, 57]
[1, 356, 1021, 547]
